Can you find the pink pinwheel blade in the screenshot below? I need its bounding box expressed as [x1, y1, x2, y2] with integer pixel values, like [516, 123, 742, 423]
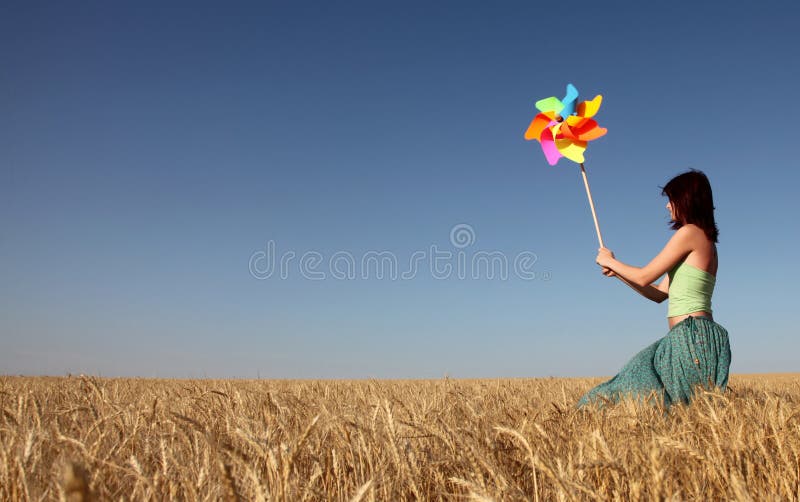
[540, 127, 562, 165]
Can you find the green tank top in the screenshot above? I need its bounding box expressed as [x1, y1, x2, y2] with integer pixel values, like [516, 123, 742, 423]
[667, 260, 716, 317]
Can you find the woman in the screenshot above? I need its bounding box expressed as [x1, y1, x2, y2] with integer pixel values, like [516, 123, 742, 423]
[578, 169, 731, 409]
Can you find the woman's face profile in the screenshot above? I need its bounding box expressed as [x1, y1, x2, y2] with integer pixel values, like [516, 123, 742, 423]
[666, 200, 675, 221]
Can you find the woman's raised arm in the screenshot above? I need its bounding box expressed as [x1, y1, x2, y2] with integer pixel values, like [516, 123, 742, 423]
[596, 226, 694, 288]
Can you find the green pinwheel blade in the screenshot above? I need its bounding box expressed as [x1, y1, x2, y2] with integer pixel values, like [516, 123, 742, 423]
[535, 96, 563, 114]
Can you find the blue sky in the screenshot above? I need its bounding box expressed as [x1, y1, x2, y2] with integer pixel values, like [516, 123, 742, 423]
[2, 1, 798, 378]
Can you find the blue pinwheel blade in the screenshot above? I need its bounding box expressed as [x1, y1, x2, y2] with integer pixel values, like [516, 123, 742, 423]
[559, 83, 579, 118]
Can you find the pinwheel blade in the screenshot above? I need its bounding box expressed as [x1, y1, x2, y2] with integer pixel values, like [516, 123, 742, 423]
[565, 115, 588, 127]
[562, 119, 608, 141]
[576, 95, 603, 118]
[577, 124, 607, 142]
[550, 121, 564, 138]
[535, 96, 563, 114]
[524, 112, 555, 141]
[540, 128, 563, 165]
[555, 139, 587, 163]
[558, 122, 576, 140]
[559, 83, 579, 119]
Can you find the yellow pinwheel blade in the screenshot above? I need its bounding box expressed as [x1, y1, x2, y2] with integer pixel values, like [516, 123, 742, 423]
[565, 115, 588, 127]
[555, 139, 587, 163]
[577, 95, 603, 118]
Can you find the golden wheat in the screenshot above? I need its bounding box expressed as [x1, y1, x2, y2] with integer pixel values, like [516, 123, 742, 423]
[1, 374, 799, 500]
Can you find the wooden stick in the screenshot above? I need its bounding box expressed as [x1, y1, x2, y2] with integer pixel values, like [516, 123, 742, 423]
[579, 162, 604, 248]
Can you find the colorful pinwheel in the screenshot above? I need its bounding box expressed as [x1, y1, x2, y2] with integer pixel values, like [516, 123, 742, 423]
[524, 83, 608, 247]
[524, 83, 607, 165]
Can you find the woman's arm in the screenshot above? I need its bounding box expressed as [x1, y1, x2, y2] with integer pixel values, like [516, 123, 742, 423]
[597, 226, 694, 288]
[611, 271, 668, 303]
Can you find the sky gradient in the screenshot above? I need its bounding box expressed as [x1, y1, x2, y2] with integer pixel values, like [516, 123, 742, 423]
[2, 1, 798, 378]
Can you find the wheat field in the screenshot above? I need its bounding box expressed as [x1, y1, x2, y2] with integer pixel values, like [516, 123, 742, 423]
[2, 374, 799, 501]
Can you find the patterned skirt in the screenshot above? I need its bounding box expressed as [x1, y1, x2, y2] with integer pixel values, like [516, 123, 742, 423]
[577, 315, 732, 409]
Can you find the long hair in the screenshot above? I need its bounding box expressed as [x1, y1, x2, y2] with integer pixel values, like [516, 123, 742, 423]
[659, 169, 719, 243]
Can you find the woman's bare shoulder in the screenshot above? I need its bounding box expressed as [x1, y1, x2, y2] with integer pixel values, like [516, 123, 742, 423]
[682, 224, 718, 274]
[682, 224, 712, 243]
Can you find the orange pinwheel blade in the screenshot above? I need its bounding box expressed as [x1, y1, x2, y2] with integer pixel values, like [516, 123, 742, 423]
[578, 124, 607, 141]
[558, 122, 576, 140]
[524, 112, 556, 141]
[560, 119, 607, 141]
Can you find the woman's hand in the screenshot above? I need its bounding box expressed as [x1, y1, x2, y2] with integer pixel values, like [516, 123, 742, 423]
[596, 247, 615, 269]
[601, 266, 616, 277]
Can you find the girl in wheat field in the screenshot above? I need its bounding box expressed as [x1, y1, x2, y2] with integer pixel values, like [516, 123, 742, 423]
[578, 169, 731, 409]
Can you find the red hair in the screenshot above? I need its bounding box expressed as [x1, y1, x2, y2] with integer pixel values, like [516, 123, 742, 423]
[660, 169, 719, 243]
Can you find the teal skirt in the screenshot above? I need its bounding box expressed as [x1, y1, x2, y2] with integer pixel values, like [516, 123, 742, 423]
[577, 315, 731, 408]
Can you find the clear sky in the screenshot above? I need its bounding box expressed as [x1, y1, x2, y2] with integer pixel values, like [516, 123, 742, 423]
[2, 1, 798, 378]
